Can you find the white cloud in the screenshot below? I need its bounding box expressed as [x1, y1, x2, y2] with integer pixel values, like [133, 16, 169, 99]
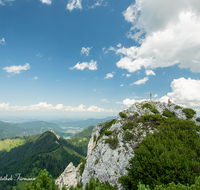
[0, 0, 14, 6]
[101, 99, 110, 103]
[88, 0, 108, 9]
[117, 43, 122, 48]
[40, 0, 52, 5]
[120, 84, 124, 87]
[159, 77, 200, 107]
[145, 70, 156, 76]
[70, 60, 97, 70]
[2, 63, 30, 74]
[0, 38, 5, 45]
[81, 47, 92, 56]
[153, 94, 158, 97]
[66, 0, 82, 11]
[130, 77, 149, 85]
[127, 74, 131, 77]
[117, 98, 148, 107]
[34, 76, 38, 80]
[104, 72, 115, 79]
[0, 102, 117, 113]
[116, 1, 200, 73]
[37, 53, 43, 57]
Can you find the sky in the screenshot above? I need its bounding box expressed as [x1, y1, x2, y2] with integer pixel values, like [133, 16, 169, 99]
[0, 0, 200, 119]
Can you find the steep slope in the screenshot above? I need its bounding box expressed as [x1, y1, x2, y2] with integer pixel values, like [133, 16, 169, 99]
[56, 101, 200, 190]
[0, 130, 84, 182]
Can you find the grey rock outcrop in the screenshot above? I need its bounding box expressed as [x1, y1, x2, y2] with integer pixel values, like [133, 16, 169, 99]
[56, 101, 200, 190]
[55, 162, 81, 190]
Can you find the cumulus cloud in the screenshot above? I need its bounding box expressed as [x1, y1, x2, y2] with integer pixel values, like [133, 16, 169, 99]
[120, 84, 124, 87]
[116, 0, 200, 73]
[0, 102, 117, 113]
[101, 99, 110, 103]
[34, 76, 38, 80]
[88, 0, 108, 9]
[37, 53, 43, 57]
[104, 72, 115, 79]
[0, 0, 14, 6]
[127, 74, 131, 77]
[2, 63, 30, 74]
[0, 38, 5, 45]
[81, 47, 92, 56]
[130, 77, 149, 85]
[153, 94, 158, 97]
[40, 0, 52, 5]
[117, 98, 148, 107]
[159, 77, 200, 107]
[66, 0, 82, 11]
[70, 60, 97, 70]
[145, 70, 156, 76]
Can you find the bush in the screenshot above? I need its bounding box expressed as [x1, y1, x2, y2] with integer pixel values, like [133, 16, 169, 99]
[105, 137, 119, 149]
[79, 157, 86, 176]
[134, 113, 139, 116]
[196, 117, 200, 122]
[26, 169, 59, 190]
[105, 131, 112, 136]
[142, 103, 153, 110]
[182, 108, 196, 118]
[174, 105, 182, 109]
[98, 119, 116, 141]
[123, 131, 135, 141]
[151, 108, 159, 114]
[118, 117, 200, 190]
[162, 110, 175, 118]
[119, 112, 127, 118]
[122, 122, 137, 131]
[85, 177, 117, 190]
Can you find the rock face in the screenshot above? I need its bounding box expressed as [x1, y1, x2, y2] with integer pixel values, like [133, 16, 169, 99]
[55, 162, 81, 190]
[56, 101, 200, 190]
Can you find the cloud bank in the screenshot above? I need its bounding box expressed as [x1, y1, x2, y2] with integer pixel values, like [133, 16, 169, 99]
[116, 0, 200, 73]
[0, 102, 117, 113]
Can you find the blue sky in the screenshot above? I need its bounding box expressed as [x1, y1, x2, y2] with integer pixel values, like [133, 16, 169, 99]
[0, 0, 200, 118]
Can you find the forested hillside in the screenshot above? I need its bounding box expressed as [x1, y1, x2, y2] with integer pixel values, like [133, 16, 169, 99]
[0, 131, 84, 190]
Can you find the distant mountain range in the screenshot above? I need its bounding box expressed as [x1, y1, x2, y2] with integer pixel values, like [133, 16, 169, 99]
[0, 117, 115, 140]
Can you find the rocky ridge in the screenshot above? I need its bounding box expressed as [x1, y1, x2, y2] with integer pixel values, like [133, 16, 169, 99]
[56, 101, 200, 190]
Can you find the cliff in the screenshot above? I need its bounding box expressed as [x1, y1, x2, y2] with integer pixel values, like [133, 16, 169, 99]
[56, 101, 200, 190]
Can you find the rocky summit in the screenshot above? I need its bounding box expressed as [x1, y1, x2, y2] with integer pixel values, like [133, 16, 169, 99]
[56, 101, 200, 190]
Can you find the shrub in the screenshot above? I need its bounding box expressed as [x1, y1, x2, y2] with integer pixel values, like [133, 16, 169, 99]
[124, 131, 135, 141]
[105, 137, 119, 149]
[119, 112, 127, 118]
[122, 122, 137, 131]
[142, 114, 165, 124]
[162, 110, 175, 118]
[134, 113, 139, 116]
[79, 157, 86, 176]
[26, 169, 59, 190]
[196, 117, 200, 122]
[85, 177, 117, 190]
[182, 108, 196, 118]
[142, 103, 153, 110]
[93, 135, 96, 142]
[98, 119, 116, 141]
[105, 130, 112, 136]
[119, 117, 200, 190]
[151, 108, 159, 114]
[174, 105, 182, 109]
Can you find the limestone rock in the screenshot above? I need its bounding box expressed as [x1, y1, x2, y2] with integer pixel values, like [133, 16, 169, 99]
[57, 101, 200, 190]
[55, 162, 81, 190]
